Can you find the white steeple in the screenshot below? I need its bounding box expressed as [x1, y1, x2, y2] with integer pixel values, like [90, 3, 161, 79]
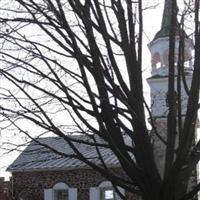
[148, 0, 193, 77]
[147, 1, 195, 176]
[147, 0, 193, 118]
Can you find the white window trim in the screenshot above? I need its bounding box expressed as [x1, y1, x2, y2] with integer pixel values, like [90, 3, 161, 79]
[53, 182, 69, 190]
[44, 182, 77, 200]
[89, 181, 125, 200]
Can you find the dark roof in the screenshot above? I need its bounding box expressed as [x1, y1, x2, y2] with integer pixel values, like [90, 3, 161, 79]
[153, 0, 187, 41]
[7, 136, 120, 172]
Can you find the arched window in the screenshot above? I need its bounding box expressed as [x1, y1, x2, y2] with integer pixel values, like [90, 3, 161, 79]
[53, 183, 68, 200]
[44, 182, 77, 200]
[152, 52, 161, 67]
[89, 181, 125, 200]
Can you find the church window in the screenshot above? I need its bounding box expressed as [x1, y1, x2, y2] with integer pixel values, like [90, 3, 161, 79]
[89, 181, 125, 200]
[101, 188, 115, 200]
[54, 189, 68, 200]
[44, 182, 77, 200]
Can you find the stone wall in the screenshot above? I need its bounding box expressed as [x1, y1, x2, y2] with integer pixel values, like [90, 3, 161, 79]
[0, 177, 11, 200]
[12, 168, 139, 200]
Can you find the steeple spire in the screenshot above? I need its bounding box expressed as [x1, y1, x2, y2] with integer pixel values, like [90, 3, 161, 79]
[154, 0, 179, 40]
[148, 0, 193, 75]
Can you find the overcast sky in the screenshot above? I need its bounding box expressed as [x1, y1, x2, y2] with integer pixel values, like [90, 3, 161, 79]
[0, 0, 169, 180]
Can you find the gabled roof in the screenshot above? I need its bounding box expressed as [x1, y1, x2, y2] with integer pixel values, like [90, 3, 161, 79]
[7, 136, 120, 172]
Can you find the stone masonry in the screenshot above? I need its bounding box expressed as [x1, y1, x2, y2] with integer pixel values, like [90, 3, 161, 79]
[0, 177, 11, 200]
[12, 168, 139, 200]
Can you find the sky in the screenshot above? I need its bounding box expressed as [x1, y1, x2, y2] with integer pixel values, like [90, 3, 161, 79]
[0, 0, 179, 180]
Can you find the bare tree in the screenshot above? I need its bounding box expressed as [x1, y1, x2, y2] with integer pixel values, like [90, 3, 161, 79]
[0, 0, 199, 200]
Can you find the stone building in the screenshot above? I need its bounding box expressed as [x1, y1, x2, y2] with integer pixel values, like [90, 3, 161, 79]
[7, 0, 198, 200]
[147, 0, 194, 177]
[7, 137, 137, 200]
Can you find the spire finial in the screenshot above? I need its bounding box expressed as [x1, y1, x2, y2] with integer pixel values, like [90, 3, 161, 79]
[153, 0, 179, 40]
[161, 0, 178, 30]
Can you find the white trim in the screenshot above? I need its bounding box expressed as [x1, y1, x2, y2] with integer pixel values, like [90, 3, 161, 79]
[69, 188, 77, 200]
[53, 182, 68, 190]
[44, 182, 77, 200]
[99, 181, 112, 188]
[115, 187, 125, 200]
[44, 189, 53, 200]
[90, 187, 100, 200]
[93, 181, 126, 200]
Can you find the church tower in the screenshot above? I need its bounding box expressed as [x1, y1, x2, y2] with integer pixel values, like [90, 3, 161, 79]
[147, 0, 193, 175]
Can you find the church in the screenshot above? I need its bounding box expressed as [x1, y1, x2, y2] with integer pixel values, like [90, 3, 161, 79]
[7, 0, 196, 200]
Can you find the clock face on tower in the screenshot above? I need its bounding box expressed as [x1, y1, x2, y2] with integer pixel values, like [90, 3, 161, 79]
[165, 91, 178, 108]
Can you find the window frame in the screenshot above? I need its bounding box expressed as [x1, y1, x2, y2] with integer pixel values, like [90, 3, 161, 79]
[100, 187, 115, 200]
[44, 182, 77, 200]
[53, 182, 69, 200]
[89, 181, 125, 200]
[53, 189, 68, 200]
